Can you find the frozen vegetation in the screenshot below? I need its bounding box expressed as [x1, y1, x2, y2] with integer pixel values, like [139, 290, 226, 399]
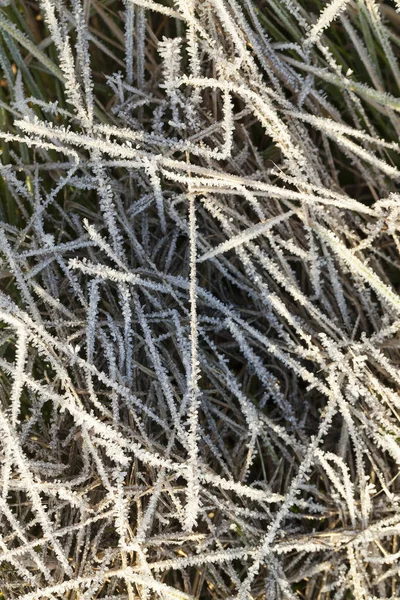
[1, 0, 400, 598]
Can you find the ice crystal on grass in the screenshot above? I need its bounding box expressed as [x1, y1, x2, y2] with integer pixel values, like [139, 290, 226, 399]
[1, 0, 400, 598]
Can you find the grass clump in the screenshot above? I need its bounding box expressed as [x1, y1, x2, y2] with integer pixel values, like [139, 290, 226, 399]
[1, 0, 400, 598]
